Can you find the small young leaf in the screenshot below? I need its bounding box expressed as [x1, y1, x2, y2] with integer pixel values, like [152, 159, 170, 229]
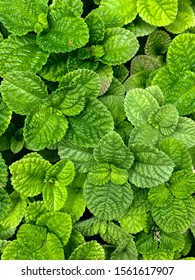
[25, 201, 47, 223]
[85, 13, 105, 44]
[126, 15, 156, 37]
[145, 30, 171, 57]
[0, 152, 8, 188]
[124, 87, 160, 126]
[93, 131, 134, 170]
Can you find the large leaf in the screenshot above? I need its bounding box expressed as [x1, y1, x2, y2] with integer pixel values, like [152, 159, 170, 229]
[9, 153, 51, 197]
[137, 0, 178, 26]
[93, 0, 137, 28]
[148, 104, 179, 136]
[150, 187, 195, 233]
[167, 33, 195, 74]
[66, 99, 114, 148]
[93, 131, 134, 170]
[36, 5, 89, 53]
[97, 28, 139, 65]
[69, 241, 105, 260]
[152, 67, 195, 115]
[84, 180, 133, 220]
[0, 34, 49, 76]
[0, 0, 48, 35]
[129, 143, 174, 188]
[36, 212, 72, 246]
[124, 87, 160, 126]
[0, 71, 48, 115]
[24, 106, 68, 151]
[165, 2, 195, 34]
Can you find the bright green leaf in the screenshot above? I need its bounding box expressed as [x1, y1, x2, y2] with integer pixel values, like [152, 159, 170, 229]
[0, 99, 12, 137]
[129, 143, 174, 188]
[10, 152, 51, 197]
[85, 12, 105, 44]
[69, 241, 105, 260]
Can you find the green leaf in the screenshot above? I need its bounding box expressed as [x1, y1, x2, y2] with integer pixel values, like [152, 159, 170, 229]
[34, 232, 65, 260]
[58, 139, 95, 173]
[169, 171, 195, 199]
[64, 230, 85, 258]
[61, 173, 86, 223]
[0, 99, 12, 137]
[169, 117, 195, 148]
[167, 33, 195, 74]
[0, 34, 49, 76]
[0, 153, 8, 188]
[87, 164, 129, 186]
[145, 30, 171, 57]
[66, 99, 114, 148]
[152, 67, 195, 116]
[36, 212, 72, 246]
[158, 138, 192, 171]
[24, 106, 68, 151]
[148, 104, 179, 136]
[129, 143, 174, 188]
[125, 15, 156, 37]
[46, 159, 75, 187]
[96, 64, 113, 96]
[129, 122, 160, 146]
[74, 217, 103, 237]
[93, 131, 134, 170]
[119, 188, 149, 234]
[165, 2, 195, 34]
[124, 87, 160, 126]
[42, 182, 67, 212]
[10, 152, 51, 197]
[25, 201, 47, 223]
[0, 71, 48, 115]
[17, 224, 47, 252]
[93, 0, 137, 28]
[51, 0, 83, 16]
[0, 189, 12, 221]
[137, 0, 178, 26]
[130, 55, 160, 76]
[113, 65, 129, 83]
[84, 180, 133, 220]
[85, 12, 105, 44]
[1, 191, 27, 229]
[151, 192, 195, 233]
[0, 0, 48, 35]
[69, 241, 105, 260]
[38, 53, 68, 82]
[1, 240, 32, 260]
[148, 184, 171, 208]
[110, 239, 138, 260]
[97, 28, 139, 65]
[11, 129, 25, 154]
[36, 5, 89, 53]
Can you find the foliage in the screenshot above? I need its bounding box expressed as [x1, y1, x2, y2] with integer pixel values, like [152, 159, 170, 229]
[0, 0, 195, 260]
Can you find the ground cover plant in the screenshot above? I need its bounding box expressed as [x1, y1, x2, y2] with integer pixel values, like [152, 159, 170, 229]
[0, 0, 195, 260]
